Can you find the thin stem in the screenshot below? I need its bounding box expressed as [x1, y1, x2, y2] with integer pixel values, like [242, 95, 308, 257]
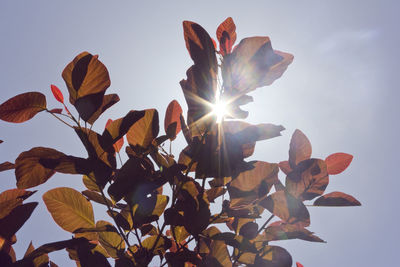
[257, 214, 275, 235]
[99, 189, 135, 255]
[46, 110, 74, 128]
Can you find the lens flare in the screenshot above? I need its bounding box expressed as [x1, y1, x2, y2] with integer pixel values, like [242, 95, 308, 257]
[212, 100, 228, 123]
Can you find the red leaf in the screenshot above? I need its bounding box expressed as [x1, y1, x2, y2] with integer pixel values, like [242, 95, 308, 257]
[164, 100, 183, 139]
[49, 108, 63, 114]
[216, 17, 237, 56]
[0, 92, 46, 123]
[289, 129, 312, 168]
[325, 152, 353, 175]
[296, 262, 304, 267]
[313, 191, 361, 206]
[50, 84, 64, 103]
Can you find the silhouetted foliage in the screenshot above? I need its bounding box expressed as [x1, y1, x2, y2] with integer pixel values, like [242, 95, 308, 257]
[0, 17, 360, 267]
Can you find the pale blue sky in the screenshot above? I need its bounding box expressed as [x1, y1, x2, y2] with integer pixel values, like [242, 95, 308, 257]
[0, 1, 398, 266]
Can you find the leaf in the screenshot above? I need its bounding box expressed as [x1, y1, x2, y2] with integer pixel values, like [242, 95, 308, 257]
[222, 36, 294, 93]
[0, 199, 22, 219]
[164, 100, 183, 139]
[297, 262, 304, 267]
[211, 232, 257, 253]
[0, 202, 38, 239]
[313, 192, 361, 206]
[216, 17, 237, 56]
[15, 147, 87, 189]
[49, 108, 63, 114]
[285, 158, 329, 201]
[264, 222, 325, 243]
[325, 152, 353, 175]
[96, 220, 125, 258]
[0, 92, 46, 123]
[183, 21, 217, 69]
[0, 161, 15, 172]
[50, 84, 64, 103]
[86, 94, 120, 125]
[62, 52, 111, 121]
[82, 175, 101, 192]
[0, 188, 36, 202]
[42, 187, 95, 233]
[102, 110, 145, 151]
[228, 161, 279, 207]
[278, 161, 292, 175]
[142, 235, 171, 254]
[289, 129, 312, 168]
[259, 191, 310, 227]
[253, 245, 293, 267]
[24, 241, 50, 267]
[126, 109, 159, 149]
[105, 119, 124, 152]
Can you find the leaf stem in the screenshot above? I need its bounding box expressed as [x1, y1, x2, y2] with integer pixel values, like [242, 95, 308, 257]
[46, 109, 74, 128]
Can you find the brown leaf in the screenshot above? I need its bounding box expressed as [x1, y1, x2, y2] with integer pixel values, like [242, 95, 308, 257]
[42, 187, 95, 233]
[289, 129, 312, 168]
[0, 202, 38, 239]
[0, 199, 22, 219]
[0, 188, 36, 203]
[24, 241, 50, 267]
[325, 152, 353, 175]
[279, 161, 292, 175]
[0, 92, 46, 123]
[313, 191, 361, 206]
[0, 161, 15, 172]
[164, 100, 183, 140]
[15, 147, 87, 189]
[62, 52, 110, 121]
[254, 245, 293, 267]
[264, 222, 325, 242]
[259, 191, 310, 227]
[82, 190, 113, 207]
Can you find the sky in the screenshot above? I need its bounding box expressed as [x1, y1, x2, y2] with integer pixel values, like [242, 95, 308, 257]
[0, 0, 399, 266]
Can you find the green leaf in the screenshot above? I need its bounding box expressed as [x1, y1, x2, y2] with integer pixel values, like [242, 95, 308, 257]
[0, 92, 46, 123]
[42, 187, 95, 233]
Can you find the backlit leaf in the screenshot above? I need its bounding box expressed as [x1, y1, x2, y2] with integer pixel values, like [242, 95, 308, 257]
[24, 241, 50, 267]
[325, 152, 353, 175]
[86, 94, 120, 125]
[216, 17, 237, 56]
[289, 129, 312, 168]
[96, 220, 125, 258]
[126, 109, 159, 149]
[105, 119, 124, 152]
[0, 188, 36, 203]
[102, 110, 145, 151]
[82, 175, 101, 192]
[62, 52, 111, 121]
[313, 191, 361, 206]
[253, 245, 293, 267]
[15, 147, 87, 189]
[228, 161, 279, 207]
[297, 262, 304, 267]
[49, 108, 63, 114]
[164, 100, 183, 139]
[0, 92, 46, 123]
[259, 191, 310, 227]
[279, 161, 292, 175]
[82, 190, 113, 207]
[0, 199, 22, 219]
[50, 84, 64, 103]
[285, 158, 329, 201]
[43, 187, 95, 233]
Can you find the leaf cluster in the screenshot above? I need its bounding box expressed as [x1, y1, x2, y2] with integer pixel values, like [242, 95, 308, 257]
[0, 17, 360, 267]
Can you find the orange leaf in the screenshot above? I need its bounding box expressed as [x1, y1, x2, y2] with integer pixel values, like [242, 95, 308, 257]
[279, 161, 292, 175]
[0, 161, 15, 172]
[50, 84, 64, 103]
[289, 129, 312, 168]
[297, 262, 304, 267]
[325, 152, 353, 175]
[126, 109, 159, 149]
[313, 191, 361, 206]
[0, 92, 46, 123]
[164, 100, 183, 139]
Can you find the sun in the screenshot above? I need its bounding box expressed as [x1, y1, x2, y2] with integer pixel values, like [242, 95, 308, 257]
[211, 99, 228, 123]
